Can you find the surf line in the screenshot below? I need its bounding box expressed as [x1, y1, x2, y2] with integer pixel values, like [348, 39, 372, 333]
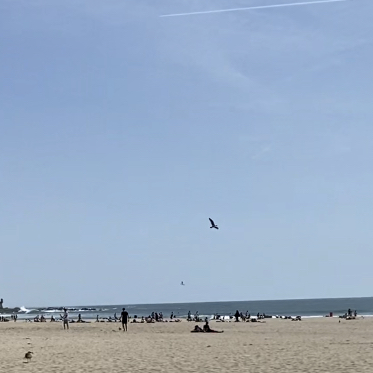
[160, 0, 347, 18]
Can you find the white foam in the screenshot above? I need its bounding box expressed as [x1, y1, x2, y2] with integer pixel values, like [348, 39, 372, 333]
[19, 306, 35, 314]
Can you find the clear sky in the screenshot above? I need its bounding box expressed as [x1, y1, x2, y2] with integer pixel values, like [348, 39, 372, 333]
[1, 0, 372, 308]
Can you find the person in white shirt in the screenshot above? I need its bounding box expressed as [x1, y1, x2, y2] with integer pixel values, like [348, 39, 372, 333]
[61, 308, 69, 330]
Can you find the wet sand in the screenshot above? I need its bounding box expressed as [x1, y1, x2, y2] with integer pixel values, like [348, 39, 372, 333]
[1, 317, 373, 372]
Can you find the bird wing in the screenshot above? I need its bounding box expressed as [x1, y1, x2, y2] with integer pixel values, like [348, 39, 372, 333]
[209, 218, 215, 226]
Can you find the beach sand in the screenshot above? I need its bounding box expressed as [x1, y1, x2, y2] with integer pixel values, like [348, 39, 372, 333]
[1, 317, 373, 372]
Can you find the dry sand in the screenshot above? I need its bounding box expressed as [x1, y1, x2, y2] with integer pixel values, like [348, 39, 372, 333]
[1, 317, 373, 372]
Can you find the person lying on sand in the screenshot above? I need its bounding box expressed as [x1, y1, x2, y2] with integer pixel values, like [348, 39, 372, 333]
[191, 325, 204, 332]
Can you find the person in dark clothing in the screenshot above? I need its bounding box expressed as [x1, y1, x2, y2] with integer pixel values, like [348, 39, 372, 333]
[234, 310, 240, 322]
[203, 320, 224, 333]
[121, 308, 129, 331]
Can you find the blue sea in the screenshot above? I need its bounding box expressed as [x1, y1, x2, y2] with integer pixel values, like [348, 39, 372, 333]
[7, 297, 373, 320]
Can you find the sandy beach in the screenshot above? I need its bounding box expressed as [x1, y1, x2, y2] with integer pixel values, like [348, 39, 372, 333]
[1, 317, 373, 372]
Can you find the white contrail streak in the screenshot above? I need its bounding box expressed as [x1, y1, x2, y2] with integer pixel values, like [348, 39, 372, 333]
[160, 0, 346, 18]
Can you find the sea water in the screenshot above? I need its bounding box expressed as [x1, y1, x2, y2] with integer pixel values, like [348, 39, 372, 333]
[11, 297, 373, 320]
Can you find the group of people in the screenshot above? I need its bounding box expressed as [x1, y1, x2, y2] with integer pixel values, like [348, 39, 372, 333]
[62, 307, 129, 331]
[210, 310, 267, 322]
[341, 308, 358, 319]
[191, 318, 224, 333]
[0, 314, 18, 322]
[187, 311, 203, 322]
[0, 315, 18, 322]
[149, 311, 164, 322]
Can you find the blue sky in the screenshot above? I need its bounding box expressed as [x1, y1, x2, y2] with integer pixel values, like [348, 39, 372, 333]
[1, 0, 373, 307]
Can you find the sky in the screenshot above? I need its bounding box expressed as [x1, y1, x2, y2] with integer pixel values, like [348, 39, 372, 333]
[1, 0, 373, 308]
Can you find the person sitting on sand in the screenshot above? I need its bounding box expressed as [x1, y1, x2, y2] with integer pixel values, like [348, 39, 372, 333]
[191, 322, 224, 333]
[203, 320, 224, 333]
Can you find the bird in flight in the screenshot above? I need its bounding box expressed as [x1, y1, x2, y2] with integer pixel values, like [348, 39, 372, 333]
[209, 218, 219, 229]
[181, 281, 185, 286]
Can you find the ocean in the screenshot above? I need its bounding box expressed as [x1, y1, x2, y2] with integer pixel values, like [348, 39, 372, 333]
[7, 296, 373, 320]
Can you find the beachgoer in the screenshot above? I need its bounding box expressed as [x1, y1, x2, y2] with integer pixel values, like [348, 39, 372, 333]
[187, 311, 191, 321]
[203, 320, 224, 333]
[235, 310, 240, 322]
[121, 308, 129, 331]
[170, 312, 174, 320]
[191, 325, 204, 332]
[62, 308, 69, 330]
[195, 311, 199, 321]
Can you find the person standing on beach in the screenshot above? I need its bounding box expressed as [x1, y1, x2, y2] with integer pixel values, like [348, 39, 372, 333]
[61, 308, 69, 330]
[234, 310, 240, 322]
[121, 308, 129, 332]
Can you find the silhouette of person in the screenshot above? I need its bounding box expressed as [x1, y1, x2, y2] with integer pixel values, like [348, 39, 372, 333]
[121, 308, 129, 331]
[235, 310, 240, 322]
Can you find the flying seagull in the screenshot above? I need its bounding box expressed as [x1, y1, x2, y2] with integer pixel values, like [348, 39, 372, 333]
[181, 281, 185, 286]
[209, 218, 219, 229]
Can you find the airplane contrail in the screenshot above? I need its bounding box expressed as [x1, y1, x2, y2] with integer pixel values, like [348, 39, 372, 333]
[160, 0, 346, 18]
